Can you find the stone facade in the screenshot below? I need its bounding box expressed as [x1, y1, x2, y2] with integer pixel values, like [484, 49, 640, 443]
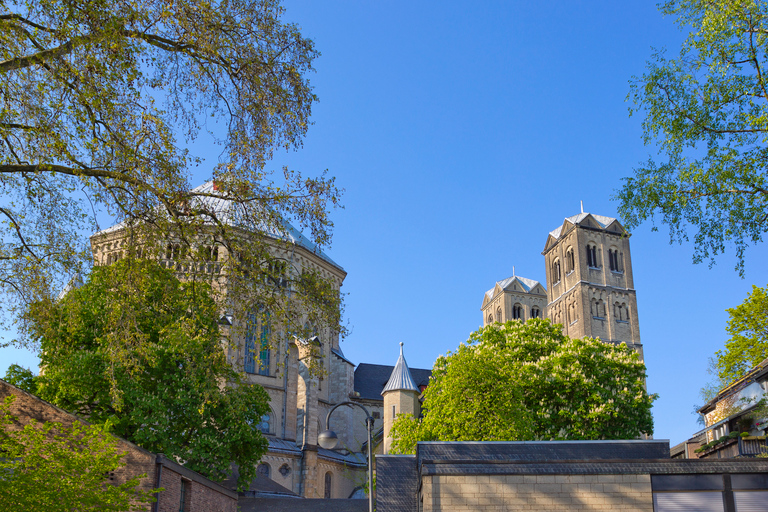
[481, 275, 547, 327]
[483, 212, 644, 361]
[88, 182, 370, 500]
[420, 474, 652, 512]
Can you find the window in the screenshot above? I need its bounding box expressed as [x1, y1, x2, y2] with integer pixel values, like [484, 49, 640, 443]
[257, 463, 271, 479]
[592, 299, 605, 318]
[179, 479, 190, 512]
[531, 306, 540, 318]
[487, 314, 493, 324]
[245, 309, 271, 375]
[614, 302, 629, 322]
[258, 412, 272, 434]
[566, 247, 575, 273]
[324, 472, 333, 499]
[609, 248, 621, 272]
[263, 260, 288, 288]
[513, 303, 523, 320]
[586, 244, 599, 268]
[392, 405, 396, 419]
[552, 259, 561, 284]
[496, 306, 502, 323]
[568, 302, 578, 324]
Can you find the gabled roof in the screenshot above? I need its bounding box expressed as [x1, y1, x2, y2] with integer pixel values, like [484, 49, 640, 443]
[548, 213, 619, 239]
[482, 275, 546, 307]
[93, 181, 343, 270]
[543, 212, 627, 254]
[382, 343, 419, 394]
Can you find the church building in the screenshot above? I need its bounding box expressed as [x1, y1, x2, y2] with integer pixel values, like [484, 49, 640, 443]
[482, 212, 644, 360]
[90, 200, 644, 500]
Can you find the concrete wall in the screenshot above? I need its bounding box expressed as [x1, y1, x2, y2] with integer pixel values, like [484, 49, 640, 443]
[421, 474, 652, 512]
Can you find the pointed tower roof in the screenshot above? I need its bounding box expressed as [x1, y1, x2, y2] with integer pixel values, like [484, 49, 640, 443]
[381, 342, 419, 395]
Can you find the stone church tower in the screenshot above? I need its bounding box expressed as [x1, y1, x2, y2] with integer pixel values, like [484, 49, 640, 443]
[542, 212, 643, 360]
[381, 343, 420, 454]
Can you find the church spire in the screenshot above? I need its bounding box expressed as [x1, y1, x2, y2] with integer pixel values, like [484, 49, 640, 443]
[382, 342, 418, 395]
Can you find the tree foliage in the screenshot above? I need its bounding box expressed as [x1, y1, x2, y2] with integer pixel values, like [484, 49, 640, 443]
[3, 363, 37, 394]
[715, 283, 768, 383]
[390, 320, 655, 454]
[0, 0, 342, 341]
[25, 258, 270, 489]
[0, 395, 157, 512]
[618, 0, 768, 274]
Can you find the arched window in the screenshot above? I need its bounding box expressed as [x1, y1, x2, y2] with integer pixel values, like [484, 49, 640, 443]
[487, 314, 493, 324]
[245, 309, 271, 376]
[552, 259, 561, 284]
[609, 248, 622, 272]
[258, 411, 272, 434]
[496, 306, 502, 323]
[513, 303, 523, 320]
[586, 244, 599, 268]
[257, 463, 271, 479]
[566, 247, 575, 274]
[592, 299, 605, 318]
[614, 302, 629, 322]
[531, 306, 540, 318]
[324, 471, 333, 499]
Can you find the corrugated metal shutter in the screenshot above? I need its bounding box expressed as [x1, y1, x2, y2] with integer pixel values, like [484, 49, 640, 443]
[735, 491, 768, 512]
[653, 492, 724, 512]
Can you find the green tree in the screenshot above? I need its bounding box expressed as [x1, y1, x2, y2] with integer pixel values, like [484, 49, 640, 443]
[714, 284, 768, 383]
[26, 258, 270, 489]
[618, 0, 768, 275]
[3, 364, 37, 394]
[0, 395, 157, 511]
[390, 319, 655, 454]
[0, 0, 342, 341]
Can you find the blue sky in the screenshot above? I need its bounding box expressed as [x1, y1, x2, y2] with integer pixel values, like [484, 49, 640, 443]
[3, 1, 768, 446]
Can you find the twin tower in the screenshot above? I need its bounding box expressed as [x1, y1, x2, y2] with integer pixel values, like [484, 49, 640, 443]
[380, 212, 645, 454]
[481, 211, 643, 359]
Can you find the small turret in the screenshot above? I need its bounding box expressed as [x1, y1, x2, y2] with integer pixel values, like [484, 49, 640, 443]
[381, 342, 420, 454]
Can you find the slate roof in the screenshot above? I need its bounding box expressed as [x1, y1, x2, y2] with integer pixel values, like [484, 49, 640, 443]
[354, 363, 432, 401]
[382, 343, 419, 394]
[484, 275, 545, 301]
[238, 498, 367, 512]
[416, 440, 671, 465]
[377, 456, 419, 512]
[548, 212, 618, 239]
[94, 181, 342, 270]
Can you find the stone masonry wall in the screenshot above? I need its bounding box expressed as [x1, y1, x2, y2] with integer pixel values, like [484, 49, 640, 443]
[421, 474, 653, 512]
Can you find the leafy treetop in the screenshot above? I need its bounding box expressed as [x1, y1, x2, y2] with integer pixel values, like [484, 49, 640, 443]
[618, 0, 768, 275]
[25, 258, 271, 490]
[0, 395, 158, 512]
[0, 0, 342, 342]
[390, 319, 655, 455]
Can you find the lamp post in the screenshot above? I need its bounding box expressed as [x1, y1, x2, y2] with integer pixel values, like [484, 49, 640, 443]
[318, 401, 375, 512]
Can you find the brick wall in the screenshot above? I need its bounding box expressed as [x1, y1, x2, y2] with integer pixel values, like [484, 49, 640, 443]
[156, 464, 236, 512]
[0, 380, 237, 512]
[421, 474, 653, 512]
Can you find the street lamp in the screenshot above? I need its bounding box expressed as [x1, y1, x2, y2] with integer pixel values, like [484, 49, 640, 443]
[318, 401, 375, 512]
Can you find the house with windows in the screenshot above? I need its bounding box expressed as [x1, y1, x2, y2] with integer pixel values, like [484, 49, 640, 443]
[671, 358, 768, 460]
